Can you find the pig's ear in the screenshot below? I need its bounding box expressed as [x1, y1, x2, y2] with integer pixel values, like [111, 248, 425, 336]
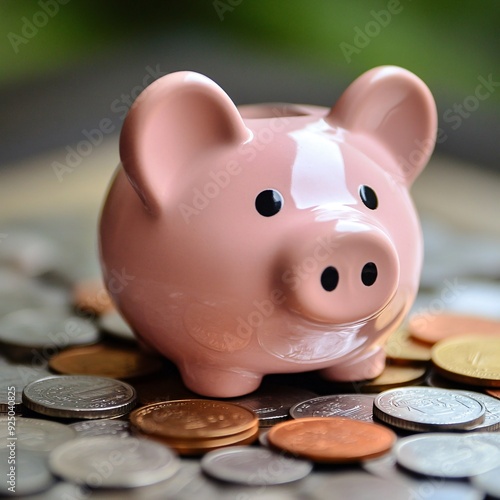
[120, 71, 251, 215]
[327, 66, 437, 186]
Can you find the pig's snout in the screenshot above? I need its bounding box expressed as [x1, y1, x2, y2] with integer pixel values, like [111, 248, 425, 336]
[283, 222, 400, 324]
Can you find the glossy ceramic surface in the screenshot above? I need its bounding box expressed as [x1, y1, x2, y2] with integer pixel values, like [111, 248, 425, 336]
[99, 66, 437, 397]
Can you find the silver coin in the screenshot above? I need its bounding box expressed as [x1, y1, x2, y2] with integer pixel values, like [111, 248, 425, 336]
[395, 433, 500, 478]
[22, 375, 137, 419]
[201, 446, 313, 485]
[0, 448, 55, 496]
[0, 417, 76, 453]
[49, 436, 180, 488]
[470, 464, 500, 498]
[363, 450, 484, 500]
[373, 387, 485, 431]
[69, 419, 130, 438]
[230, 386, 317, 426]
[0, 306, 99, 349]
[290, 394, 375, 422]
[456, 390, 500, 431]
[98, 310, 136, 342]
[0, 364, 51, 411]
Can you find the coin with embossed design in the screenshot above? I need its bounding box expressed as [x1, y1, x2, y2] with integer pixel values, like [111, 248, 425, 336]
[22, 375, 137, 419]
[267, 417, 396, 463]
[373, 387, 485, 431]
[290, 394, 375, 422]
[431, 335, 500, 387]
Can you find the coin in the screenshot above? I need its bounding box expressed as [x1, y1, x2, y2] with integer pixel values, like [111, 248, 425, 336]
[98, 310, 136, 342]
[130, 399, 258, 439]
[48, 344, 164, 379]
[409, 312, 500, 344]
[69, 419, 131, 438]
[72, 278, 114, 315]
[373, 387, 486, 431]
[0, 306, 99, 349]
[0, 417, 76, 452]
[138, 425, 260, 455]
[384, 327, 432, 364]
[0, 448, 55, 496]
[470, 465, 500, 498]
[363, 450, 484, 500]
[0, 364, 51, 411]
[395, 433, 500, 478]
[267, 417, 396, 463]
[360, 365, 427, 393]
[22, 375, 137, 419]
[49, 436, 180, 488]
[455, 390, 500, 431]
[290, 394, 375, 422]
[486, 388, 500, 399]
[431, 335, 500, 387]
[201, 446, 313, 485]
[229, 385, 317, 426]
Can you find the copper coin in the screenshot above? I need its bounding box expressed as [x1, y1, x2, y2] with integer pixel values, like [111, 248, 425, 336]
[384, 328, 432, 364]
[130, 399, 258, 439]
[135, 424, 259, 455]
[48, 344, 164, 379]
[486, 389, 500, 400]
[267, 417, 396, 463]
[72, 278, 114, 315]
[409, 312, 500, 345]
[360, 365, 427, 393]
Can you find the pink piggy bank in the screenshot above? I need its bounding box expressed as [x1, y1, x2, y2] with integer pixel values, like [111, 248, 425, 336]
[99, 66, 437, 397]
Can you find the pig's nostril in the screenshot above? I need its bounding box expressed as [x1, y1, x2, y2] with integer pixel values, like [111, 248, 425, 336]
[361, 262, 377, 286]
[321, 266, 339, 292]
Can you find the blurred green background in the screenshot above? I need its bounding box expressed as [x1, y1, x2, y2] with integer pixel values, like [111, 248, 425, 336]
[0, 0, 499, 167]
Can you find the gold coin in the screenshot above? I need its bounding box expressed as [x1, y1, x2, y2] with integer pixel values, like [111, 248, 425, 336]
[267, 417, 396, 463]
[409, 312, 500, 345]
[384, 328, 432, 364]
[432, 335, 500, 387]
[49, 344, 164, 379]
[130, 399, 258, 439]
[360, 364, 427, 393]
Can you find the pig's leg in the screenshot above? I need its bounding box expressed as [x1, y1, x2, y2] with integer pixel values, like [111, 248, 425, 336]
[320, 345, 386, 382]
[178, 364, 263, 398]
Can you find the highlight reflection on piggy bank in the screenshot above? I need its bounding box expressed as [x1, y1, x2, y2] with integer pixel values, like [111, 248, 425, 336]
[99, 66, 437, 397]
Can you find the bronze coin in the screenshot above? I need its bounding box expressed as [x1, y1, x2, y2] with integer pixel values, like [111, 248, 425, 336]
[267, 417, 396, 463]
[134, 424, 259, 455]
[130, 399, 258, 440]
[49, 344, 164, 379]
[72, 278, 114, 316]
[409, 312, 500, 345]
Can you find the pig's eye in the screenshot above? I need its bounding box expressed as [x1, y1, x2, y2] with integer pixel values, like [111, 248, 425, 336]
[359, 185, 378, 210]
[255, 189, 283, 217]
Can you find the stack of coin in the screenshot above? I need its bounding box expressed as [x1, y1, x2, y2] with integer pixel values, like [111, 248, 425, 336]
[130, 399, 259, 455]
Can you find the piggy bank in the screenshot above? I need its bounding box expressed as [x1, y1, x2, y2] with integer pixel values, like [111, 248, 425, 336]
[99, 66, 437, 397]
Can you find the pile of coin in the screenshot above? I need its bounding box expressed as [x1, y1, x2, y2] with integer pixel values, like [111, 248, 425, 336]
[130, 399, 260, 455]
[3, 229, 500, 497]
